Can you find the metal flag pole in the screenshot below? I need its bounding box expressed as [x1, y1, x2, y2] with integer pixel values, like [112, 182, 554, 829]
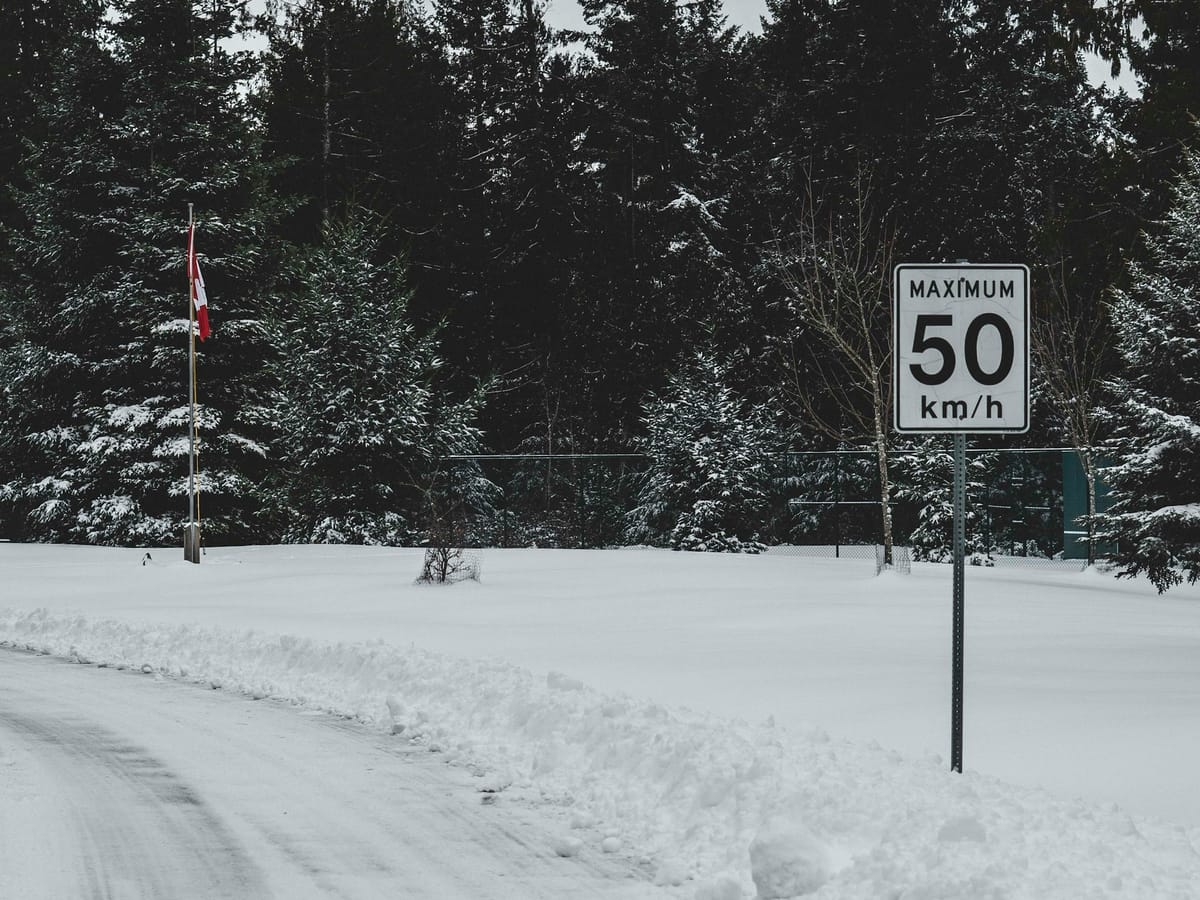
[185, 203, 201, 564]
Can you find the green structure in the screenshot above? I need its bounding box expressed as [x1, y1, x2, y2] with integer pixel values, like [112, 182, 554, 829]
[1061, 451, 1114, 560]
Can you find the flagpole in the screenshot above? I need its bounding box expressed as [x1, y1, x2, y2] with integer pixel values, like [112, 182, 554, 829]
[185, 203, 201, 564]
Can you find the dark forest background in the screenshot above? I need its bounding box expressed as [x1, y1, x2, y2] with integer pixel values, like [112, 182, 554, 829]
[1, 0, 1198, 587]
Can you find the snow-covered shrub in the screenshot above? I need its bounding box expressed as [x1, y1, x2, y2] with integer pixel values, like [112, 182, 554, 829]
[415, 546, 482, 584]
[306, 511, 415, 546]
[627, 351, 783, 552]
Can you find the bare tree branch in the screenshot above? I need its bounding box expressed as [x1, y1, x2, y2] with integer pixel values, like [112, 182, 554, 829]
[774, 169, 898, 563]
[1031, 255, 1111, 565]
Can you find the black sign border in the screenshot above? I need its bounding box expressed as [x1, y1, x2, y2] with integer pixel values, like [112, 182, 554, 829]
[892, 262, 1031, 435]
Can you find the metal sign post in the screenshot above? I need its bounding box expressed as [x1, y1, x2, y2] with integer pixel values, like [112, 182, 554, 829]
[951, 433, 966, 772]
[893, 263, 1030, 774]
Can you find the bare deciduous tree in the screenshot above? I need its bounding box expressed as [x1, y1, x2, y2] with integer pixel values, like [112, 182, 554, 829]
[416, 490, 481, 584]
[1032, 261, 1110, 565]
[775, 173, 898, 564]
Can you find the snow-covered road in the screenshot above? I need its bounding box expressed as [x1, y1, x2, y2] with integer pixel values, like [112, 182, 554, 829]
[0, 650, 668, 900]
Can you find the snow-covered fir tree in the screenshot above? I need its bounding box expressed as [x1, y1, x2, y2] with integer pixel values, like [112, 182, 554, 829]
[569, 0, 746, 443]
[0, 0, 280, 544]
[480, 452, 630, 549]
[782, 450, 879, 546]
[892, 439, 993, 564]
[627, 351, 782, 552]
[0, 23, 117, 541]
[1096, 151, 1200, 591]
[985, 449, 1061, 558]
[268, 217, 487, 545]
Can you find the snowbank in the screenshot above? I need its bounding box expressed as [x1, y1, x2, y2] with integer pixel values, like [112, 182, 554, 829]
[4, 604, 1200, 899]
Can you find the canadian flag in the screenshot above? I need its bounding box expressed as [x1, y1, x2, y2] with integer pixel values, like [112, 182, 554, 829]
[186, 224, 211, 341]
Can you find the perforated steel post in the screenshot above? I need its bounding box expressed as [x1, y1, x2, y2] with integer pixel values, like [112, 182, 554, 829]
[951, 434, 967, 772]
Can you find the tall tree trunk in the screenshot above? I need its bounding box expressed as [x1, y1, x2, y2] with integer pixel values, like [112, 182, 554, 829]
[1083, 447, 1097, 567]
[873, 402, 893, 565]
[321, 31, 331, 229]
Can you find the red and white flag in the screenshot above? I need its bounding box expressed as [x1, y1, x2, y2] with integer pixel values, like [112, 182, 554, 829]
[186, 224, 211, 341]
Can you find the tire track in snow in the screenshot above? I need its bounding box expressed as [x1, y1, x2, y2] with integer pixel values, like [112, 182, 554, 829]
[0, 694, 266, 899]
[0, 650, 670, 899]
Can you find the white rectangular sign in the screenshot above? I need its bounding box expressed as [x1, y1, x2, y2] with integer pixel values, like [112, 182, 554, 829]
[893, 263, 1029, 434]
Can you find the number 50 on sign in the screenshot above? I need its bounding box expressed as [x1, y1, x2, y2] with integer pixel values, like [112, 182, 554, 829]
[893, 264, 1030, 434]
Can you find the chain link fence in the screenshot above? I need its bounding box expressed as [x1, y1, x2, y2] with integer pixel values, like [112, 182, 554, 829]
[445, 448, 1097, 570]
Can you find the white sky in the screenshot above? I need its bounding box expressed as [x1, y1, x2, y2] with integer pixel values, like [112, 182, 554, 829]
[542, 0, 763, 32]
[1084, 51, 1141, 96]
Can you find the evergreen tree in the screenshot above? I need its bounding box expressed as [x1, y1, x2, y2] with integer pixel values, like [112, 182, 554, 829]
[941, 3, 1119, 263]
[0, 0, 104, 265]
[782, 450, 879, 547]
[627, 351, 782, 552]
[0, 25, 119, 539]
[1123, 1, 1200, 224]
[893, 440, 994, 564]
[747, 0, 1121, 262]
[260, 0, 446, 247]
[268, 217, 486, 545]
[956, 2, 1129, 454]
[1097, 152, 1200, 592]
[570, 0, 747, 443]
[429, 0, 593, 451]
[0, 0, 281, 544]
[748, 0, 962, 249]
[985, 449, 1062, 559]
[500, 48, 603, 454]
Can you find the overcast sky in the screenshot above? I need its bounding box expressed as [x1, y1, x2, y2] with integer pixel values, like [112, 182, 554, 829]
[543, 0, 765, 32]
[541, 0, 1140, 96]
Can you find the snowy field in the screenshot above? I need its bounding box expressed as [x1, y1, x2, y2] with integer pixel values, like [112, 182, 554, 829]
[3, 542, 1200, 898]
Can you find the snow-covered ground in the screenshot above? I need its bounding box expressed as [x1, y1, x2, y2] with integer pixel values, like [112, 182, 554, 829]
[3, 543, 1200, 898]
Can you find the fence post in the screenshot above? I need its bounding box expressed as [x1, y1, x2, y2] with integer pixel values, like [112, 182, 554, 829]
[834, 449, 841, 558]
[501, 466, 510, 548]
[575, 459, 584, 549]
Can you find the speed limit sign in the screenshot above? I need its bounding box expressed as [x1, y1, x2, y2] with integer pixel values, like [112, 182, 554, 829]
[893, 263, 1029, 434]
